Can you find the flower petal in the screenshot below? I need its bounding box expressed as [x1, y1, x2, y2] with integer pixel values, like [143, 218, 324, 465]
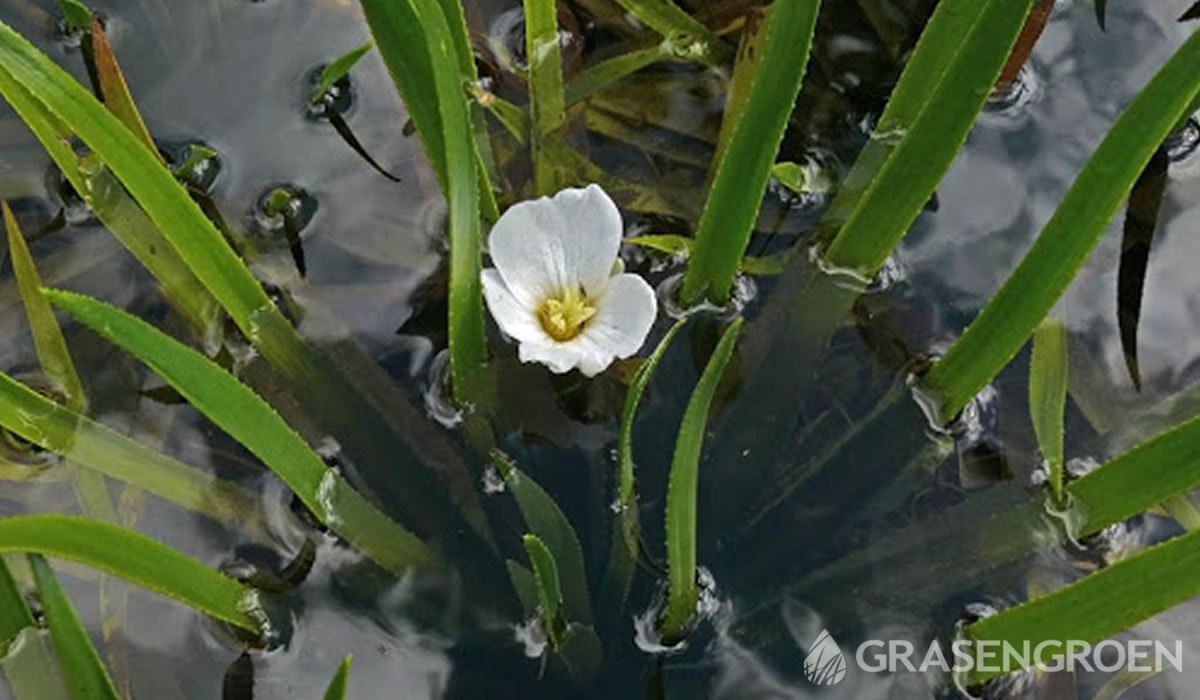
[547, 185, 624, 294]
[574, 273, 658, 374]
[482, 269, 547, 344]
[488, 185, 623, 307]
[518, 339, 585, 374]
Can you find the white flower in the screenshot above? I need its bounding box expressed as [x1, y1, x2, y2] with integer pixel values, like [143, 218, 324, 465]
[481, 185, 657, 377]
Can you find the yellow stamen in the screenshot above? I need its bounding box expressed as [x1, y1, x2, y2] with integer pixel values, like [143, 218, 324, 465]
[537, 287, 597, 342]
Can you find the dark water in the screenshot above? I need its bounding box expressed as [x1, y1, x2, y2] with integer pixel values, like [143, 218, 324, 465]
[0, 0, 1199, 697]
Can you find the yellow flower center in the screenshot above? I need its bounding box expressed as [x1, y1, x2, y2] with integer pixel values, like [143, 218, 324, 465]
[537, 287, 597, 342]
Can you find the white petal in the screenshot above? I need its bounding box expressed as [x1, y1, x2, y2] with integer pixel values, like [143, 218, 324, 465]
[547, 185, 624, 294]
[574, 273, 658, 374]
[481, 268, 547, 344]
[488, 185, 622, 307]
[518, 339, 585, 374]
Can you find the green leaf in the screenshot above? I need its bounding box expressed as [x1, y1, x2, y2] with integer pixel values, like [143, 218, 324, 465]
[355, 0, 487, 407]
[525, 0, 566, 196]
[523, 534, 564, 645]
[5, 200, 118, 532]
[661, 317, 743, 642]
[321, 656, 352, 700]
[1067, 411, 1200, 536]
[1029, 319, 1067, 504]
[45, 290, 440, 574]
[4, 201, 84, 412]
[0, 19, 282, 361]
[679, 0, 820, 304]
[54, 0, 92, 32]
[311, 43, 373, 104]
[965, 526, 1200, 683]
[611, 0, 731, 66]
[821, 0, 1036, 274]
[0, 557, 33, 646]
[492, 451, 592, 624]
[29, 554, 120, 700]
[89, 17, 160, 160]
[0, 516, 258, 632]
[921, 26, 1200, 424]
[565, 42, 670, 105]
[0, 370, 265, 536]
[771, 161, 834, 196]
[605, 318, 688, 610]
[1, 627, 71, 700]
[712, 10, 769, 165]
[0, 57, 220, 339]
[505, 560, 537, 617]
[626, 234, 691, 258]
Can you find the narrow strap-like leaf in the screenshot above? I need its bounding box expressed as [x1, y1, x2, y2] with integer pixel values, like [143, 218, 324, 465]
[1029, 319, 1068, 503]
[0, 517, 258, 632]
[321, 656, 352, 700]
[523, 534, 564, 645]
[966, 526, 1200, 683]
[922, 27, 1200, 423]
[661, 317, 743, 642]
[679, 0, 820, 304]
[30, 554, 121, 700]
[1117, 145, 1169, 390]
[45, 290, 440, 573]
[492, 451, 592, 625]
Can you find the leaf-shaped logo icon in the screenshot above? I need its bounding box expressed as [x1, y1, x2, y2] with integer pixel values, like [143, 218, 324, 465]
[803, 629, 847, 686]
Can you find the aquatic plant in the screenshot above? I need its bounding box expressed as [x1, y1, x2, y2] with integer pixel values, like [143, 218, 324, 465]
[0, 0, 1198, 696]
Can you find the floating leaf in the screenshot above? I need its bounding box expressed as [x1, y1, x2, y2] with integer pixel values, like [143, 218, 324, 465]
[1029, 319, 1068, 504]
[921, 26, 1200, 423]
[1117, 145, 1169, 391]
[30, 554, 121, 700]
[661, 317, 743, 642]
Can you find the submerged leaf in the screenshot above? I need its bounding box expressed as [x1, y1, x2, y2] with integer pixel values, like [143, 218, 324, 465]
[1117, 144, 1169, 391]
[523, 534, 565, 645]
[492, 451, 593, 624]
